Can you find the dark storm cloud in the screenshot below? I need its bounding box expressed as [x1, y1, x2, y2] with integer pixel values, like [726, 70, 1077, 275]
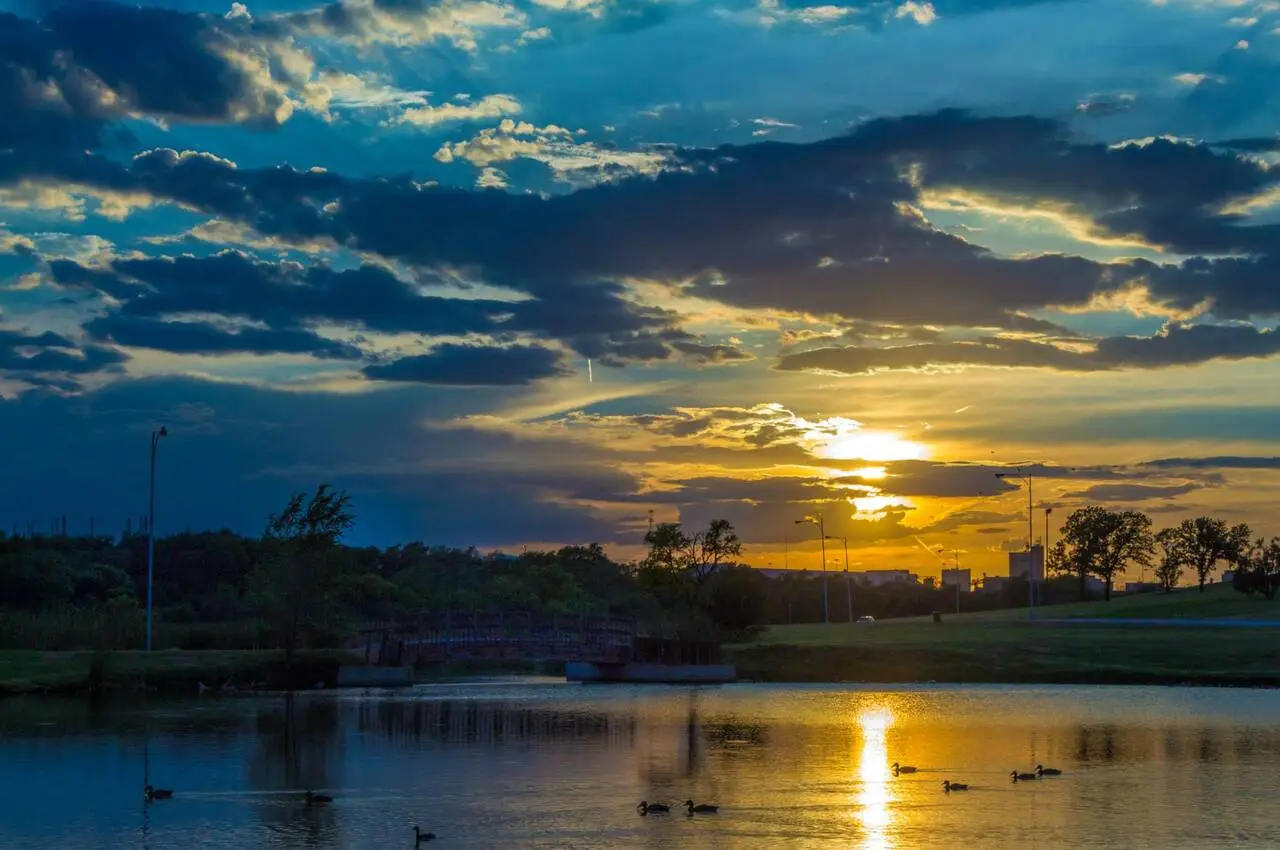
[1066, 482, 1205, 502]
[1139, 254, 1280, 321]
[83, 315, 362, 359]
[669, 341, 755, 365]
[361, 343, 569, 385]
[0, 2, 299, 152]
[8, 111, 1280, 339]
[776, 324, 1280, 374]
[1140, 456, 1280, 471]
[0, 327, 127, 383]
[53, 251, 693, 365]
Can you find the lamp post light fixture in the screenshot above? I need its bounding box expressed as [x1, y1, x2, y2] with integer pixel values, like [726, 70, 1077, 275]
[826, 535, 852, 623]
[796, 514, 829, 624]
[994, 468, 1036, 620]
[146, 425, 168, 652]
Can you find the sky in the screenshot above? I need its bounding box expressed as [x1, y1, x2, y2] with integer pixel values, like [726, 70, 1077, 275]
[1, 0, 1279, 578]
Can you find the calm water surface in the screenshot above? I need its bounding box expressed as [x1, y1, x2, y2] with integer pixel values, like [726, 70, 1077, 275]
[1, 680, 1278, 848]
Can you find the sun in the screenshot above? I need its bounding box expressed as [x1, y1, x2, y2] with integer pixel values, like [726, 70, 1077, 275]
[815, 428, 929, 463]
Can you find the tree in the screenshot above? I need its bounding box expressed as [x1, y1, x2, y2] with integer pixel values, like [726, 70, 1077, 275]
[250, 484, 355, 659]
[641, 519, 742, 585]
[1093, 510, 1154, 602]
[1052, 507, 1113, 601]
[689, 519, 743, 585]
[703, 566, 767, 633]
[642, 523, 693, 573]
[1232, 538, 1280, 600]
[1153, 527, 1187, 592]
[1053, 507, 1154, 601]
[1164, 517, 1247, 593]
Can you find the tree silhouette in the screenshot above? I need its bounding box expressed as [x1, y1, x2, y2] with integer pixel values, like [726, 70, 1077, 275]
[250, 484, 355, 659]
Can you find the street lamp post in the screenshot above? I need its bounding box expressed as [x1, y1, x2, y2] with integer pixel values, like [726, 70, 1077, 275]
[146, 426, 168, 652]
[827, 535, 852, 623]
[995, 468, 1035, 620]
[796, 514, 829, 624]
[1044, 506, 1053, 595]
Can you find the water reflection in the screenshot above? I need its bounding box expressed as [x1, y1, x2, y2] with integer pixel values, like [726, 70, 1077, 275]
[854, 709, 895, 850]
[7, 684, 1280, 848]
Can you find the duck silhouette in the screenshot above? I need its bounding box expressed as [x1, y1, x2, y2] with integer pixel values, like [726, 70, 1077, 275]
[304, 790, 333, 805]
[685, 800, 718, 814]
[942, 780, 969, 792]
[1011, 771, 1038, 782]
[143, 785, 172, 802]
[638, 801, 670, 815]
[1036, 765, 1063, 776]
[414, 825, 436, 844]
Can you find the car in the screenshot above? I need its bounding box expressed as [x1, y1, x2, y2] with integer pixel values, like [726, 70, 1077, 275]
[855, 615, 876, 625]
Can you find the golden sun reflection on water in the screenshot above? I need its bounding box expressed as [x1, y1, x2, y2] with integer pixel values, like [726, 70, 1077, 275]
[855, 707, 897, 849]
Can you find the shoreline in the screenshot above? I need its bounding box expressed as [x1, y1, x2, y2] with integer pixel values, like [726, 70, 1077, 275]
[0, 650, 565, 698]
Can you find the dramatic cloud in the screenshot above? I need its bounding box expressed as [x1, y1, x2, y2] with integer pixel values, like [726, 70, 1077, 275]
[3, 0, 1280, 565]
[776, 324, 1280, 375]
[50, 250, 702, 366]
[0, 328, 126, 391]
[1140, 456, 1280, 471]
[84, 315, 361, 360]
[362, 342, 569, 385]
[0, 2, 311, 152]
[1067, 482, 1207, 502]
[274, 0, 526, 49]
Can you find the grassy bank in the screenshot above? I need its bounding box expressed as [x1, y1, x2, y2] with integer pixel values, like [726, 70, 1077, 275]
[0, 649, 359, 697]
[728, 586, 1280, 686]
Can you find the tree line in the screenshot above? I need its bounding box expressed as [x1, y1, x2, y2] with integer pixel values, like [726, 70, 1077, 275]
[0, 486, 781, 652]
[4, 488, 1276, 653]
[1050, 508, 1280, 600]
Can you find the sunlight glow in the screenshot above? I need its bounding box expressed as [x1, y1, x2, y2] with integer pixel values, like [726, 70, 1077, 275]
[855, 708, 896, 850]
[814, 424, 929, 462]
[848, 466, 888, 480]
[852, 495, 912, 516]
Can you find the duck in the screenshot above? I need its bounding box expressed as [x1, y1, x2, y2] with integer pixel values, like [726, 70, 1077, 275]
[143, 785, 173, 801]
[414, 826, 436, 844]
[304, 790, 333, 805]
[1010, 771, 1038, 782]
[1035, 765, 1063, 776]
[684, 800, 719, 814]
[891, 762, 918, 775]
[638, 801, 671, 815]
[942, 780, 969, 792]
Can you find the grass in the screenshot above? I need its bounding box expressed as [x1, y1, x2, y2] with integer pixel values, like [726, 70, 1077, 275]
[0, 649, 360, 697]
[727, 585, 1280, 686]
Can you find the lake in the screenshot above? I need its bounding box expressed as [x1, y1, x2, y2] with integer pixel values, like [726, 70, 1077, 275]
[1, 680, 1278, 848]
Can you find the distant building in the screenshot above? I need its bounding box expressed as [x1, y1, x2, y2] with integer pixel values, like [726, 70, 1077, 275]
[753, 568, 828, 580]
[858, 569, 918, 587]
[979, 576, 1007, 593]
[941, 568, 971, 590]
[1124, 581, 1162, 594]
[1009, 545, 1045, 583]
[922, 577, 936, 590]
